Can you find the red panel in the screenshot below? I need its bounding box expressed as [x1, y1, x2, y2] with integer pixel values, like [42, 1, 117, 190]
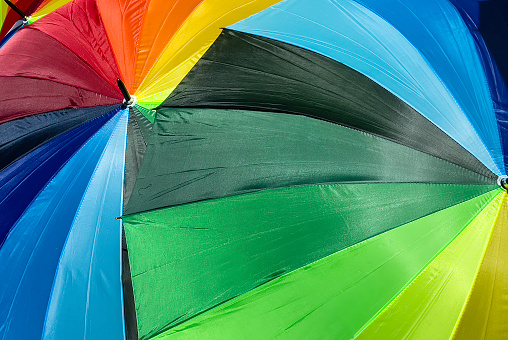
[31, 0, 121, 91]
[0, 77, 119, 124]
[0, 28, 122, 123]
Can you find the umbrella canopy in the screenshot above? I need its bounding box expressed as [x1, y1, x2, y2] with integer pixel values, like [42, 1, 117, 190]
[0, 0, 507, 339]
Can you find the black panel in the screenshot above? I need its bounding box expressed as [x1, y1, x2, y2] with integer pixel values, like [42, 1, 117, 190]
[161, 29, 495, 179]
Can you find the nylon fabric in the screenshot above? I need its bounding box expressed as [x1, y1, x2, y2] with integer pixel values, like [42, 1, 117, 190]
[31, 0, 122, 93]
[348, 0, 504, 174]
[96, 0, 151, 91]
[123, 183, 496, 340]
[43, 110, 128, 340]
[228, 0, 499, 175]
[154, 190, 500, 340]
[449, 0, 508, 173]
[452, 193, 508, 339]
[162, 30, 495, 180]
[125, 108, 494, 215]
[0, 105, 118, 171]
[355, 192, 505, 339]
[134, 0, 281, 106]
[131, 0, 203, 90]
[0, 111, 124, 340]
[0, 28, 121, 123]
[0, 108, 118, 248]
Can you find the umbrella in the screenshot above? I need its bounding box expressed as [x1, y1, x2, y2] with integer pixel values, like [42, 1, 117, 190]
[0, 0, 75, 45]
[0, 0, 507, 339]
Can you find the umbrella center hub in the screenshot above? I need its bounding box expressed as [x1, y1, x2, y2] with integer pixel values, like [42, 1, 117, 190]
[123, 95, 137, 108]
[498, 176, 508, 191]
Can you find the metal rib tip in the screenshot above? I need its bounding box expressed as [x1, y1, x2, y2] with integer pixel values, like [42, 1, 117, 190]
[4, 0, 28, 21]
[498, 175, 508, 191]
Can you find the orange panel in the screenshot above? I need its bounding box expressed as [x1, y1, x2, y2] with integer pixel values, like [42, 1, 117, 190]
[133, 0, 204, 91]
[97, 0, 150, 91]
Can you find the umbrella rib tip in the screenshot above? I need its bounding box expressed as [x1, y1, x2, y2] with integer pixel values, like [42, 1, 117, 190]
[498, 176, 508, 191]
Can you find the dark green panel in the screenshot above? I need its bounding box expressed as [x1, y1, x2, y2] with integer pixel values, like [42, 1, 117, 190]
[161, 29, 495, 180]
[133, 105, 154, 141]
[123, 183, 497, 339]
[124, 108, 148, 209]
[125, 108, 494, 215]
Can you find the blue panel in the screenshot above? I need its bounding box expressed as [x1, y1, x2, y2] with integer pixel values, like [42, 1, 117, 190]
[348, 0, 504, 173]
[229, 0, 501, 174]
[43, 109, 128, 340]
[0, 20, 24, 48]
[0, 111, 125, 340]
[0, 108, 118, 248]
[450, 0, 508, 173]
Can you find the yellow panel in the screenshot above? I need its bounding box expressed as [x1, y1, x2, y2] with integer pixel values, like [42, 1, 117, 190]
[134, 0, 281, 104]
[452, 194, 508, 339]
[30, 0, 74, 22]
[1, 1, 7, 28]
[355, 192, 504, 340]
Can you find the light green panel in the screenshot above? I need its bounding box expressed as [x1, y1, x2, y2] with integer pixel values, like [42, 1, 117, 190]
[1, 1, 7, 30]
[134, 103, 156, 122]
[147, 190, 500, 339]
[355, 191, 504, 339]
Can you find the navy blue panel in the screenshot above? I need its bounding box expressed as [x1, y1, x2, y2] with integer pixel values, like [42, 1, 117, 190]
[0, 107, 119, 247]
[450, 0, 508, 172]
[0, 105, 118, 171]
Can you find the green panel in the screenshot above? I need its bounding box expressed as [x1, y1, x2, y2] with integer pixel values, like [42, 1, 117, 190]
[125, 108, 494, 215]
[452, 194, 508, 339]
[134, 104, 156, 123]
[355, 191, 504, 340]
[149, 190, 500, 340]
[123, 183, 498, 339]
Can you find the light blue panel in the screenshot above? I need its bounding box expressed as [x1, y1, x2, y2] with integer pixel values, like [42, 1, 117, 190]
[350, 0, 504, 174]
[0, 111, 123, 340]
[229, 0, 500, 174]
[42, 110, 128, 340]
